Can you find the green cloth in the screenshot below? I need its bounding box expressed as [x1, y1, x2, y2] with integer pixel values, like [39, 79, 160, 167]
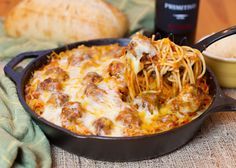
[108, 0, 155, 33]
[0, 22, 59, 60]
[0, 76, 51, 168]
[0, 1, 155, 167]
[0, 21, 57, 168]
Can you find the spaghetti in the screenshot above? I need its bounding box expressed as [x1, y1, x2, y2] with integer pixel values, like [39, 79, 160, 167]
[125, 33, 206, 101]
[25, 34, 212, 137]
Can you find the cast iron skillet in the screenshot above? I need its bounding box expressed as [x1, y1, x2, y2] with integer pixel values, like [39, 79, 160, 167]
[4, 27, 236, 162]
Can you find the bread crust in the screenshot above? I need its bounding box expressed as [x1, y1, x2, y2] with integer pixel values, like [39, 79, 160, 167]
[4, 0, 129, 43]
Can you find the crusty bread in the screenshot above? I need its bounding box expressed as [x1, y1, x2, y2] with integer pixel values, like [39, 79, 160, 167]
[4, 0, 129, 43]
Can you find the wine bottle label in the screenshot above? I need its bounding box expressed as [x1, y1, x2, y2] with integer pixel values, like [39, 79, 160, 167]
[155, 0, 199, 34]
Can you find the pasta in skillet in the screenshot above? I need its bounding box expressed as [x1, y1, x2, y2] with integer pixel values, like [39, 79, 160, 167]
[25, 34, 212, 137]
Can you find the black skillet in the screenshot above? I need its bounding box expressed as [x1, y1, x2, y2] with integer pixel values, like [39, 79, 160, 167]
[4, 26, 236, 162]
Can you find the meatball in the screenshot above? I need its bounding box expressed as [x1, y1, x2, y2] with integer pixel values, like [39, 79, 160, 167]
[108, 61, 125, 77]
[135, 93, 158, 112]
[82, 72, 103, 85]
[47, 92, 69, 107]
[39, 78, 62, 92]
[116, 108, 141, 127]
[61, 102, 84, 126]
[167, 85, 204, 114]
[128, 33, 157, 58]
[45, 67, 69, 81]
[84, 83, 106, 98]
[93, 117, 113, 135]
[69, 51, 91, 66]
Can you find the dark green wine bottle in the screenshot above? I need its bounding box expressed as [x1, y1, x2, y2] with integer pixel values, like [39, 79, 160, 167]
[155, 0, 200, 45]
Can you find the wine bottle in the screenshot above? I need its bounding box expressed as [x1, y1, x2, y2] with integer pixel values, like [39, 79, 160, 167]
[155, 0, 200, 45]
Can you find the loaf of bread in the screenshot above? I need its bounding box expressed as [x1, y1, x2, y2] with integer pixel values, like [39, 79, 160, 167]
[4, 0, 129, 43]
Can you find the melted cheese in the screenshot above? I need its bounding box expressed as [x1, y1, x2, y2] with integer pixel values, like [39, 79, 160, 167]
[42, 105, 62, 126]
[25, 44, 211, 137]
[26, 45, 131, 136]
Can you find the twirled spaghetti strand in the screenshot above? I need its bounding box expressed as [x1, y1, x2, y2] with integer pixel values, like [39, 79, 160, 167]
[125, 33, 206, 100]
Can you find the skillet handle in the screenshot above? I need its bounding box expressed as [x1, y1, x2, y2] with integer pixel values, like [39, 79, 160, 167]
[194, 25, 236, 52]
[4, 50, 50, 84]
[211, 90, 236, 113]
